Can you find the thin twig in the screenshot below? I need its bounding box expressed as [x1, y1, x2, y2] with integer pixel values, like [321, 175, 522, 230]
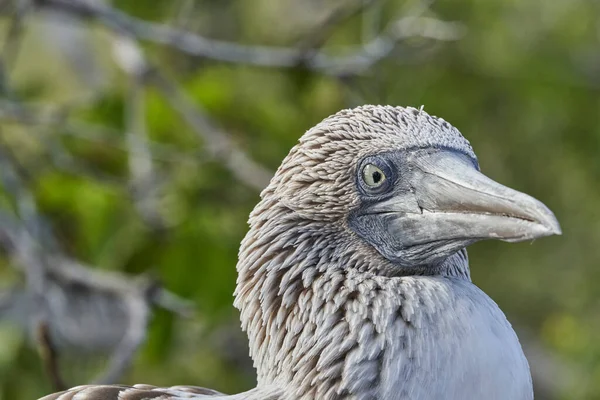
[37, 321, 67, 391]
[115, 35, 168, 230]
[294, 0, 381, 57]
[0, 0, 29, 95]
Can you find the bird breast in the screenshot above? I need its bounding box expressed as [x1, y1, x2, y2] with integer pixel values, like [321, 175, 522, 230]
[376, 276, 533, 400]
[253, 271, 533, 400]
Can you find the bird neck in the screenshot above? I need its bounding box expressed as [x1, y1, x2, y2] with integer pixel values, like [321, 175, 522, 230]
[234, 201, 471, 393]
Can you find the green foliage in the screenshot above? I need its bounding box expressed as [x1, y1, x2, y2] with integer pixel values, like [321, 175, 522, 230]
[1, 0, 598, 399]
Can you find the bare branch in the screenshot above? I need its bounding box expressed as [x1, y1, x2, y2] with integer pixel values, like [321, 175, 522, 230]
[150, 72, 273, 191]
[0, 100, 204, 165]
[113, 35, 170, 230]
[151, 288, 194, 318]
[94, 293, 150, 384]
[108, 34, 273, 191]
[0, 210, 194, 384]
[35, 0, 465, 76]
[37, 321, 67, 391]
[0, 114, 189, 385]
[38, 4, 108, 90]
[0, 0, 30, 92]
[294, 0, 381, 55]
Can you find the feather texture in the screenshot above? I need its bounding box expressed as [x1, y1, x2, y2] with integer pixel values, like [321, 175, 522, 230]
[38, 106, 536, 400]
[39, 384, 282, 400]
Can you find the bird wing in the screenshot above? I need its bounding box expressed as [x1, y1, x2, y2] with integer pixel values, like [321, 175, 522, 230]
[38, 384, 225, 400]
[39, 384, 283, 400]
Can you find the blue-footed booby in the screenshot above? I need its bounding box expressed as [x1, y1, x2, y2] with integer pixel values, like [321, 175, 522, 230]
[39, 105, 561, 400]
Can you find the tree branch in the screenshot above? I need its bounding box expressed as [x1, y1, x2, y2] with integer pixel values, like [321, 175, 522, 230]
[110, 35, 274, 191]
[37, 321, 67, 391]
[35, 0, 464, 76]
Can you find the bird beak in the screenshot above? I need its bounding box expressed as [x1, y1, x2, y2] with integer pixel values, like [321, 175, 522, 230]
[372, 149, 561, 252]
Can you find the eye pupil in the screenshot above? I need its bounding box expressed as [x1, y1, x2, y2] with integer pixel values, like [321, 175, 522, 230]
[372, 171, 382, 183]
[362, 163, 386, 188]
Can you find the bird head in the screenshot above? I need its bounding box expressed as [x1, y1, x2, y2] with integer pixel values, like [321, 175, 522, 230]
[262, 105, 561, 272]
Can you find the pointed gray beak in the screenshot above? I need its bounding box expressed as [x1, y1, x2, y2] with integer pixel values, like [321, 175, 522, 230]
[383, 149, 561, 248]
[352, 149, 561, 266]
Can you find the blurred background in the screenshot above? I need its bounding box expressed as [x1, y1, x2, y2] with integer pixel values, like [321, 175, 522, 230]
[0, 0, 596, 399]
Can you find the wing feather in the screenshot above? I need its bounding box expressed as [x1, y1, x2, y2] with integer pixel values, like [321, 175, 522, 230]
[38, 384, 224, 400]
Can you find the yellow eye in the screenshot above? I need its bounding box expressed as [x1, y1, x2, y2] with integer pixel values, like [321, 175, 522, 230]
[362, 164, 386, 187]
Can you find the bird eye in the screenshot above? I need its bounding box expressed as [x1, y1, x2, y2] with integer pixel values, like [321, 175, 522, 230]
[362, 164, 386, 187]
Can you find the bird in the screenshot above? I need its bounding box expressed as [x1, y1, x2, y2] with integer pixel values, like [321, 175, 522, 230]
[39, 105, 561, 400]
